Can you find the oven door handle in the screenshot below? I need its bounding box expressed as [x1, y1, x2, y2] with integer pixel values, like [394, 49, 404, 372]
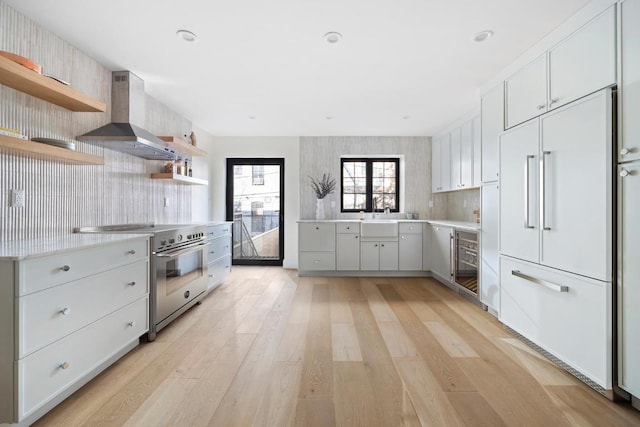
[153, 243, 208, 258]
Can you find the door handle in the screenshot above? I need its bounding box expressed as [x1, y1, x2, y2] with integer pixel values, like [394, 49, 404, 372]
[541, 151, 551, 231]
[524, 155, 535, 229]
[511, 270, 568, 292]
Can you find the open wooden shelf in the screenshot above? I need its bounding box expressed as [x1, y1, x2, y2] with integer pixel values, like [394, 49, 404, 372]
[0, 55, 106, 112]
[0, 134, 104, 165]
[150, 173, 208, 185]
[157, 136, 207, 158]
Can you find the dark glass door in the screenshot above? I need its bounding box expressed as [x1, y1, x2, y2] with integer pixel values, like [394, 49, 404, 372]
[226, 158, 284, 266]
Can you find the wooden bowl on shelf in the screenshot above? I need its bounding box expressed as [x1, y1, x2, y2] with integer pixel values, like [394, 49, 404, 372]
[0, 51, 42, 74]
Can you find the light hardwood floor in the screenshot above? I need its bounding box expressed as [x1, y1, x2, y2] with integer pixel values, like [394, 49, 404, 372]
[34, 267, 640, 426]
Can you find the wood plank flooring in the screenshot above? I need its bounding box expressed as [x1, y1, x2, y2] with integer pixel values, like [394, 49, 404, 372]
[33, 267, 640, 427]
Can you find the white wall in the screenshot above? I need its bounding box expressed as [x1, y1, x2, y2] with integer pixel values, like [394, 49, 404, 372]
[200, 136, 300, 269]
[190, 124, 212, 223]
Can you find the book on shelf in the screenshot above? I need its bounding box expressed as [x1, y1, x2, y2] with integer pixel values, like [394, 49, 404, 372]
[0, 126, 28, 140]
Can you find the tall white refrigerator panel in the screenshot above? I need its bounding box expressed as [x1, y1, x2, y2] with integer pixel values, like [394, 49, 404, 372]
[500, 89, 612, 281]
[619, 161, 640, 401]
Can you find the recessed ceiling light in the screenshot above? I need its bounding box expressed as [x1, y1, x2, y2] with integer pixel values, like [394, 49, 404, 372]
[325, 116, 333, 120]
[176, 29, 198, 43]
[403, 115, 411, 120]
[248, 115, 256, 120]
[473, 30, 494, 43]
[324, 32, 343, 44]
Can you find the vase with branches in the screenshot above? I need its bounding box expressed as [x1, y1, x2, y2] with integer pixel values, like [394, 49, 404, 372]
[309, 173, 336, 219]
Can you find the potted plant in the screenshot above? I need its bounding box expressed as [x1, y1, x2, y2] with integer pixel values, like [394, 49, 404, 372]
[309, 173, 336, 219]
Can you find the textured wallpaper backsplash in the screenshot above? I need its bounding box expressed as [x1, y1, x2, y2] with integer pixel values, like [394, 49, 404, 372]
[299, 136, 431, 220]
[0, 2, 194, 241]
[432, 188, 480, 223]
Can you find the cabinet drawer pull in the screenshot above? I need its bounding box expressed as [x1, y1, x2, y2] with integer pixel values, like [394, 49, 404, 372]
[346, 226, 350, 230]
[374, 244, 378, 247]
[60, 265, 70, 272]
[127, 281, 136, 287]
[620, 169, 630, 177]
[60, 307, 71, 316]
[381, 244, 385, 247]
[59, 362, 70, 370]
[620, 148, 630, 156]
[511, 270, 568, 293]
[127, 250, 136, 255]
[127, 321, 136, 327]
[208, 274, 214, 278]
[549, 98, 559, 106]
[315, 226, 320, 230]
[210, 250, 216, 254]
[355, 235, 359, 239]
[536, 104, 545, 110]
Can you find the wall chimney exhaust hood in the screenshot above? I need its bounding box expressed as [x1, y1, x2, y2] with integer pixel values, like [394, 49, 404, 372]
[78, 71, 176, 160]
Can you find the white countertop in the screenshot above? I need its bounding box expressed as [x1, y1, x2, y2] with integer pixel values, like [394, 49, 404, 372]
[426, 220, 480, 231]
[0, 234, 148, 260]
[297, 218, 479, 231]
[297, 219, 429, 223]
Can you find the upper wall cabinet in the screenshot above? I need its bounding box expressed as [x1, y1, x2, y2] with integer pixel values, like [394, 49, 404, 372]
[620, 0, 640, 163]
[481, 84, 503, 183]
[504, 54, 547, 129]
[548, 6, 616, 110]
[433, 114, 479, 193]
[504, 5, 616, 130]
[432, 134, 451, 192]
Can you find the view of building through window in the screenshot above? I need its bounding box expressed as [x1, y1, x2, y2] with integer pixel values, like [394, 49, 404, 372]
[341, 158, 399, 212]
[230, 163, 282, 262]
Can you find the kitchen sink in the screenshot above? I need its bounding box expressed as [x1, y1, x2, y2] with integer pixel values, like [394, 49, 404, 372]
[360, 220, 398, 238]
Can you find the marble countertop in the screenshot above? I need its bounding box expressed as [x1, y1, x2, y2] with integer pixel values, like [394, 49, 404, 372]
[0, 234, 149, 260]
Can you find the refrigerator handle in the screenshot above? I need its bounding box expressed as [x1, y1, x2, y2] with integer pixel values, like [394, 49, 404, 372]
[541, 151, 551, 231]
[524, 155, 535, 229]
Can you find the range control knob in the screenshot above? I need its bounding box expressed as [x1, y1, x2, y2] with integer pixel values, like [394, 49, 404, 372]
[177, 234, 183, 242]
[169, 238, 175, 244]
[160, 240, 167, 246]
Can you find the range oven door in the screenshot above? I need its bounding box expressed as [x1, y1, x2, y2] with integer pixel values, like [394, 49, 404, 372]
[153, 242, 208, 325]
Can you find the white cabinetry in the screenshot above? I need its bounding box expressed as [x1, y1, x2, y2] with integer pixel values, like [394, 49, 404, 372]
[618, 0, 640, 405]
[432, 134, 451, 192]
[480, 183, 500, 313]
[473, 115, 482, 187]
[450, 127, 462, 189]
[0, 237, 149, 425]
[619, 161, 640, 399]
[500, 90, 612, 282]
[437, 114, 479, 192]
[361, 240, 398, 271]
[504, 6, 616, 130]
[336, 222, 360, 271]
[430, 225, 452, 283]
[399, 223, 423, 271]
[500, 257, 611, 390]
[620, 0, 640, 163]
[481, 84, 503, 183]
[206, 222, 232, 292]
[505, 54, 547, 129]
[298, 222, 336, 271]
[548, 6, 616, 111]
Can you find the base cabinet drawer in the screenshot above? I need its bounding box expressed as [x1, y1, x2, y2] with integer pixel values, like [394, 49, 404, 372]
[19, 239, 148, 295]
[19, 261, 148, 358]
[299, 252, 335, 271]
[299, 223, 336, 252]
[500, 257, 611, 388]
[208, 235, 231, 259]
[207, 255, 231, 290]
[18, 297, 148, 420]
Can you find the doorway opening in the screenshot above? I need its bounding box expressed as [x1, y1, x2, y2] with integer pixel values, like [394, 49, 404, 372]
[226, 158, 284, 266]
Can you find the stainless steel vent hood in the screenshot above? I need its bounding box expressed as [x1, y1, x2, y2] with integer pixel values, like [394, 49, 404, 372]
[78, 71, 176, 160]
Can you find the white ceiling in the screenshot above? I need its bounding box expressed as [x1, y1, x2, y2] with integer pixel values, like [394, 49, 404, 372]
[5, 0, 590, 136]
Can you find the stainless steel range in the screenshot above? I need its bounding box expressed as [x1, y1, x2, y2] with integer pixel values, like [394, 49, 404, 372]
[75, 223, 208, 340]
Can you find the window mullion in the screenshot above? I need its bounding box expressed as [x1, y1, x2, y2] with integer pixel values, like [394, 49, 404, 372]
[366, 160, 373, 212]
